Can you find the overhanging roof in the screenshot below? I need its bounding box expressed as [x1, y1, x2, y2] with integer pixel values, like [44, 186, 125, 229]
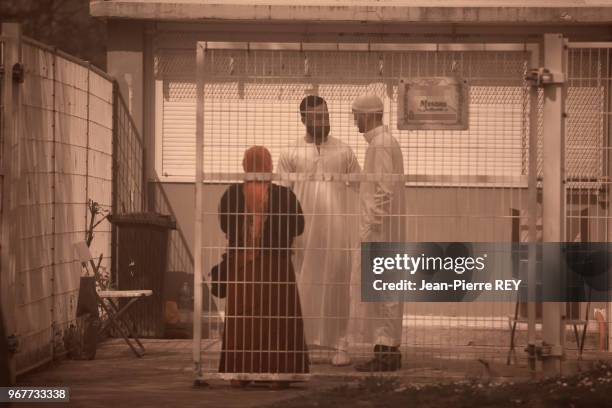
[90, 1, 612, 24]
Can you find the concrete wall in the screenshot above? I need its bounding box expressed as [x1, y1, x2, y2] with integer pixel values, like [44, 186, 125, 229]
[107, 21, 145, 134]
[107, 20, 158, 192]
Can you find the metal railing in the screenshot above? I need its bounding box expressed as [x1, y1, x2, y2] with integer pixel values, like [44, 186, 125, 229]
[111, 80, 195, 287]
[148, 181, 194, 276]
[112, 82, 146, 215]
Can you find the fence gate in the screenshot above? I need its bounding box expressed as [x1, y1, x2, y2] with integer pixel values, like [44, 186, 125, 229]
[565, 41, 612, 359]
[192, 39, 609, 382]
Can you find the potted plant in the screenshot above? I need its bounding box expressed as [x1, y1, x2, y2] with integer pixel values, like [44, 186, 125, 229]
[65, 200, 110, 360]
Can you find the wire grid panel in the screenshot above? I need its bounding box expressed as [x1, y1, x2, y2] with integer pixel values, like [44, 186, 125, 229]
[149, 181, 194, 276]
[17, 42, 62, 372]
[195, 44, 541, 380]
[8, 39, 114, 375]
[113, 89, 145, 215]
[564, 45, 611, 359]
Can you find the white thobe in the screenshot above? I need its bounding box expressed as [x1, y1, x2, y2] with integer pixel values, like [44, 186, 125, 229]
[350, 125, 406, 347]
[277, 135, 361, 348]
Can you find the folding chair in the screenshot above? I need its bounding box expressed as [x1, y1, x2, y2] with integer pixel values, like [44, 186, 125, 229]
[74, 242, 152, 358]
[97, 290, 152, 357]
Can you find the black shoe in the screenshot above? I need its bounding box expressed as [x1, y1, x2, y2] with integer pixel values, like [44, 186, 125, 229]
[355, 346, 402, 372]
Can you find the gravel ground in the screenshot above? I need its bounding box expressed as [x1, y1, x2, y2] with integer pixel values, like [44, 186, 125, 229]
[266, 361, 612, 408]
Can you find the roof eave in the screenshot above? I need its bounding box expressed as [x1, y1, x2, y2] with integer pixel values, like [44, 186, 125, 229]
[89, 2, 612, 24]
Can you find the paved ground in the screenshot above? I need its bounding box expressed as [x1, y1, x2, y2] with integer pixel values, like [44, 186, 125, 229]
[14, 330, 608, 408]
[17, 339, 325, 408]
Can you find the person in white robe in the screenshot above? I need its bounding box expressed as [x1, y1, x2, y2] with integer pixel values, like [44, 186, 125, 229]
[277, 95, 360, 366]
[349, 94, 406, 372]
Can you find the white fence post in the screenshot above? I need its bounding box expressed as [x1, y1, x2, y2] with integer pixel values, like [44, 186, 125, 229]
[527, 43, 540, 373]
[541, 33, 568, 376]
[193, 42, 205, 384]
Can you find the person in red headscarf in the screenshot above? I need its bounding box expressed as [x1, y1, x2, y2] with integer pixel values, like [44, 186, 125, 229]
[211, 146, 309, 388]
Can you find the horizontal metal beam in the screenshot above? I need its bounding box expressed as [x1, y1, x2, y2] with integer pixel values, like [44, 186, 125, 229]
[568, 41, 612, 48]
[198, 172, 529, 185]
[201, 41, 537, 53]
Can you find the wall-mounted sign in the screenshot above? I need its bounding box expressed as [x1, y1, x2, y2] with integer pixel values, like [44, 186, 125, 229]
[397, 76, 469, 130]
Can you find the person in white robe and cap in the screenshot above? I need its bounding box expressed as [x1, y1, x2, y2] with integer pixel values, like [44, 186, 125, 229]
[277, 95, 361, 366]
[350, 93, 406, 372]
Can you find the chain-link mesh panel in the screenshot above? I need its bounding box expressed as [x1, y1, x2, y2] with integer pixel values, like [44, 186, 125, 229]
[160, 48, 607, 184]
[162, 48, 532, 180]
[566, 47, 606, 184]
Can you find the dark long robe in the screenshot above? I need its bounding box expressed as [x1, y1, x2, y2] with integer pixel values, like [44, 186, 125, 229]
[215, 183, 309, 374]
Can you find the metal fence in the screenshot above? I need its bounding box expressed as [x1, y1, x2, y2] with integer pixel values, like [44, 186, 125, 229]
[565, 43, 612, 355]
[112, 85, 145, 215]
[192, 39, 611, 382]
[110, 59, 196, 279]
[0, 31, 115, 375]
[148, 182, 194, 277]
[111, 69, 196, 282]
[0, 24, 196, 377]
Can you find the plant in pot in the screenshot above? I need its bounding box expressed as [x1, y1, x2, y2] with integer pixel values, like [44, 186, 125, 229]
[64, 200, 111, 360]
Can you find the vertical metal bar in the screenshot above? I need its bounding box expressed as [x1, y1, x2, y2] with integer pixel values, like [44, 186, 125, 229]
[50, 47, 57, 362]
[527, 44, 540, 372]
[0, 38, 5, 322]
[542, 33, 567, 376]
[0, 22, 22, 384]
[111, 81, 119, 287]
[606, 47, 612, 351]
[143, 24, 156, 213]
[193, 42, 205, 381]
[85, 64, 90, 237]
[142, 145, 146, 212]
[0, 40, 3, 174]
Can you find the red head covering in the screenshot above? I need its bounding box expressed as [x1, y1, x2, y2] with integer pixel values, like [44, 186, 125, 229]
[242, 146, 272, 258]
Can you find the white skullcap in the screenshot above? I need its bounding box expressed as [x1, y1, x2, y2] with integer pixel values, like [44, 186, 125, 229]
[351, 94, 384, 113]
